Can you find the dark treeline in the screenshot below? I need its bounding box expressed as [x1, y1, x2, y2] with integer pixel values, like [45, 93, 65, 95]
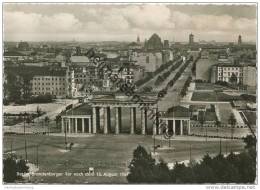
[158, 57, 193, 98]
[155, 59, 183, 86]
[127, 135, 256, 184]
[3, 154, 29, 183]
[180, 76, 192, 97]
[135, 56, 181, 87]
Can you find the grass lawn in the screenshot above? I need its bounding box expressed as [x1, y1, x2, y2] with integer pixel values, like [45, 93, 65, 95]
[195, 83, 230, 91]
[191, 92, 241, 102]
[217, 103, 233, 124]
[190, 126, 252, 138]
[3, 134, 245, 184]
[243, 111, 256, 126]
[3, 99, 77, 116]
[191, 92, 217, 101]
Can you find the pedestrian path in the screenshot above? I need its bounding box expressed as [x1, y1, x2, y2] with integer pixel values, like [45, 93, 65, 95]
[232, 109, 245, 126]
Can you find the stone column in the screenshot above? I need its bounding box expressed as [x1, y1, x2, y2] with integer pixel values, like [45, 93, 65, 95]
[173, 119, 175, 136]
[75, 118, 78, 133]
[115, 107, 122, 134]
[158, 119, 163, 135]
[71, 118, 74, 133]
[152, 121, 157, 135]
[103, 107, 108, 134]
[188, 120, 190, 135]
[68, 118, 71, 133]
[130, 107, 136, 134]
[154, 108, 159, 134]
[92, 107, 97, 134]
[107, 107, 111, 133]
[180, 120, 183, 135]
[88, 118, 92, 134]
[141, 109, 147, 135]
[61, 118, 64, 133]
[82, 118, 85, 133]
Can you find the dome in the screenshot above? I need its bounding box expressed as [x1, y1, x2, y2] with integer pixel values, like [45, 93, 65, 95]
[145, 33, 163, 50]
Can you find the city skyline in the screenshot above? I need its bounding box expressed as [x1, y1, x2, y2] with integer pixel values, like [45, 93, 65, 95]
[4, 3, 257, 42]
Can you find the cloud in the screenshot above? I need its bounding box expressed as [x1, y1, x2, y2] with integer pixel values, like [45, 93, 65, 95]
[4, 11, 82, 34]
[3, 4, 257, 42]
[122, 5, 173, 29]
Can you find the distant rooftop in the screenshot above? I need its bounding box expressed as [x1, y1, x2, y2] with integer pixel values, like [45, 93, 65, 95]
[162, 106, 190, 118]
[70, 56, 90, 63]
[5, 65, 67, 77]
[62, 103, 92, 116]
[216, 62, 243, 67]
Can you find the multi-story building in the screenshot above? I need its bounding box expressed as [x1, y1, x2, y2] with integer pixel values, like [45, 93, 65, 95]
[31, 74, 67, 98]
[144, 33, 163, 50]
[132, 51, 163, 73]
[4, 51, 30, 62]
[68, 55, 103, 94]
[238, 35, 242, 45]
[243, 65, 256, 90]
[30, 67, 76, 98]
[196, 52, 217, 82]
[103, 61, 137, 90]
[189, 33, 194, 45]
[211, 63, 243, 84]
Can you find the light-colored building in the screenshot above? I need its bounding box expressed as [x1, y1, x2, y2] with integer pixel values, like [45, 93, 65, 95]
[196, 56, 217, 82]
[103, 61, 140, 90]
[31, 75, 67, 98]
[132, 52, 163, 73]
[160, 106, 191, 136]
[214, 63, 243, 84]
[243, 66, 256, 89]
[30, 67, 74, 98]
[68, 55, 102, 95]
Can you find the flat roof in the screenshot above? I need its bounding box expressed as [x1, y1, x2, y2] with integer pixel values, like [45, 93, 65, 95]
[61, 103, 92, 116]
[161, 106, 190, 118]
[90, 94, 158, 104]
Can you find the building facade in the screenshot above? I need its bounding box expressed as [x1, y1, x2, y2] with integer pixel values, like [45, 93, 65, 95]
[189, 33, 194, 45]
[30, 67, 76, 98]
[215, 64, 243, 84]
[31, 75, 67, 98]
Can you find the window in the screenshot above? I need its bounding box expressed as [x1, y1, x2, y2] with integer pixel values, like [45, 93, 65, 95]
[146, 56, 149, 63]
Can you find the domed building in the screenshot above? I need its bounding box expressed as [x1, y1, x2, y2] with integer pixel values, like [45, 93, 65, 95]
[144, 33, 163, 50]
[17, 41, 30, 51]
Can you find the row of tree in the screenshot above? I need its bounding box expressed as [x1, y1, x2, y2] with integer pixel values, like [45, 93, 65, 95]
[158, 57, 192, 98]
[180, 76, 192, 97]
[3, 154, 29, 183]
[127, 135, 256, 184]
[135, 56, 181, 87]
[155, 59, 183, 86]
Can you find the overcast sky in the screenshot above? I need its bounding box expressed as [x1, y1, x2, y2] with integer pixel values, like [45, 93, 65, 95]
[3, 3, 257, 42]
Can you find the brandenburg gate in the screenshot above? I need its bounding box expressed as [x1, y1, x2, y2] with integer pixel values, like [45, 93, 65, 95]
[61, 93, 159, 135]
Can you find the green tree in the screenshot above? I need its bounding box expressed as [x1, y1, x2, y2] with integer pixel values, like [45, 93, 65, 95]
[229, 73, 237, 84]
[171, 162, 195, 183]
[193, 162, 215, 183]
[243, 135, 256, 149]
[210, 154, 239, 183]
[153, 160, 171, 183]
[3, 155, 17, 183]
[228, 113, 237, 139]
[127, 145, 156, 183]
[44, 116, 50, 135]
[16, 159, 29, 174]
[5, 72, 22, 101]
[215, 118, 221, 137]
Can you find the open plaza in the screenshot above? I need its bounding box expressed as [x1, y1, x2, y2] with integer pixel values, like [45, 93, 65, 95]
[3, 134, 245, 183]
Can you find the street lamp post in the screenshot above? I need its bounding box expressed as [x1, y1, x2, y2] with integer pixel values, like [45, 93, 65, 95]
[23, 112, 28, 162]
